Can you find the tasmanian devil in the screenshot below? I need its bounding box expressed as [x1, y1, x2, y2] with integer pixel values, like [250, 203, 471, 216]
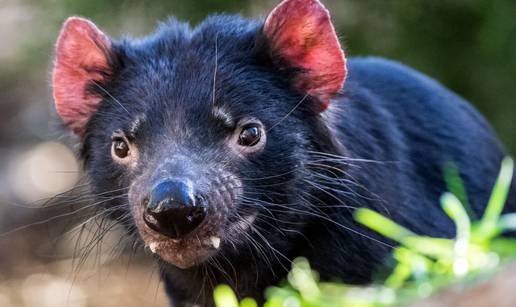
[51, 0, 515, 305]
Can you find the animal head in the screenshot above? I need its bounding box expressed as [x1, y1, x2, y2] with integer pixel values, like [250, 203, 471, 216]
[52, 0, 347, 269]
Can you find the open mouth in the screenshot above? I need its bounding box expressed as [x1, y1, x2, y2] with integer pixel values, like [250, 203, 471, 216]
[133, 201, 258, 269]
[131, 199, 226, 268]
[143, 234, 222, 269]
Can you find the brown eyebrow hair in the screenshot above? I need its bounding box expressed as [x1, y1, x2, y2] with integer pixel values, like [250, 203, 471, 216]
[128, 114, 146, 137]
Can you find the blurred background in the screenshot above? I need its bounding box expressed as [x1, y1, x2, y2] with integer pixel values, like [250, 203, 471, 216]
[0, 0, 514, 306]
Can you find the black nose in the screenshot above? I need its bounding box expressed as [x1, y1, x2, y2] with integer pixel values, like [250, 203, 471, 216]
[143, 180, 206, 239]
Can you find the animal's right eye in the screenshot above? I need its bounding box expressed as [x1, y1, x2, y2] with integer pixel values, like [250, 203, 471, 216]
[238, 124, 262, 147]
[112, 138, 130, 159]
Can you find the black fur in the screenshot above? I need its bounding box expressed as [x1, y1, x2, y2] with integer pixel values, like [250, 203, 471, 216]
[74, 15, 515, 307]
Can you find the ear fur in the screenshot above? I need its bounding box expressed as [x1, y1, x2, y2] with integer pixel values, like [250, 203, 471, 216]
[263, 0, 346, 112]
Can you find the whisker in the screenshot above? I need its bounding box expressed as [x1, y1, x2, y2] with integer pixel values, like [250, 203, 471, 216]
[0, 194, 128, 238]
[267, 94, 308, 132]
[92, 80, 130, 115]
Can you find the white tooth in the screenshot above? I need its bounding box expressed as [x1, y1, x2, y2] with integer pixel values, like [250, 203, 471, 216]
[149, 242, 159, 253]
[210, 236, 221, 249]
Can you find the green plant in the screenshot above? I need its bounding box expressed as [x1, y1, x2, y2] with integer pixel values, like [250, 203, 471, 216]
[214, 158, 514, 307]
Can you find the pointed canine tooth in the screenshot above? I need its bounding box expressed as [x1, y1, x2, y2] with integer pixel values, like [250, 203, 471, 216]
[149, 242, 159, 253]
[210, 236, 221, 249]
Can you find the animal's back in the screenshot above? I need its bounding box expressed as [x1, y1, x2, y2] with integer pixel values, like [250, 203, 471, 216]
[336, 57, 513, 236]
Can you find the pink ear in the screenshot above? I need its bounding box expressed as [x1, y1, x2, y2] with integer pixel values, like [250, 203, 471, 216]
[53, 17, 112, 136]
[264, 0, 346, 112]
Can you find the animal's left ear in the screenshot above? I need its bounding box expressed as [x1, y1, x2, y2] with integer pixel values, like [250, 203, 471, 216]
[263, 0, 346, 112]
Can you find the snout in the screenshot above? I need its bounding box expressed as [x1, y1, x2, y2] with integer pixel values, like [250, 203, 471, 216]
[143, 180, 207, 239]
[129, 163, 244, 269]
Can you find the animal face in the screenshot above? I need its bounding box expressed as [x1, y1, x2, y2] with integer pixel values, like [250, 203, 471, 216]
[52, 0, 347, 269]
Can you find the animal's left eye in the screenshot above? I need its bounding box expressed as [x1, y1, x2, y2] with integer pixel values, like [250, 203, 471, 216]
[110, 131, 138, 166]
[229, 119, 266, 155]
[238, 124, 262, 147]
[112, 138, 130, 158]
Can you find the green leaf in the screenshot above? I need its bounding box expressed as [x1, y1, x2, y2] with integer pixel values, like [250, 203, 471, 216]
[354, 208, 416, 243]
[441, 193, 471, 277]
[214, 285, 240, 307]
[402, 237, 454, 258]
[240, 298, 258, 307]
[443, 162, 474, 219]
[479, 158, 514, 239]
[385, 248, 419, 288]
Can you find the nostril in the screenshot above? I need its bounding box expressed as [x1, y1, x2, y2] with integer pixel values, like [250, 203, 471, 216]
[143, 180, 207, 239]
[144, 205, 207, 239]
[188, 206, 206, 222]
[143, 211, 159, 230]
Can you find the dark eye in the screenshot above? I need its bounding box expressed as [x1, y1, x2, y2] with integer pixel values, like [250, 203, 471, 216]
[238, 125, 261, 147]
[112, 138, 130, 158]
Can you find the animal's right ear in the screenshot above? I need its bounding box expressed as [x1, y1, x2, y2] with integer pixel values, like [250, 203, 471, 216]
[53, 17, 114, 136]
